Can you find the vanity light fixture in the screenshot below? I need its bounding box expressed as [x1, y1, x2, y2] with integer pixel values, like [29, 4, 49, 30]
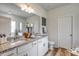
[16, 3, 34, 13]
[26, 23, 33, 27]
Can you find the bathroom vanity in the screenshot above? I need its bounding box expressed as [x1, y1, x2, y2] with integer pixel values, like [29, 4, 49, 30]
[0, 36, 48, 56]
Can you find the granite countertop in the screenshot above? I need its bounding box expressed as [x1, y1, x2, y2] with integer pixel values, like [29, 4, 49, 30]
[0, 35, 48, 53]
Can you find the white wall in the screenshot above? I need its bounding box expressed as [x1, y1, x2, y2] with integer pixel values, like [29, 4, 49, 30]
[26, 15, 40, 34]
[0, 16, 11, 36]
[47, 4, 79, 47]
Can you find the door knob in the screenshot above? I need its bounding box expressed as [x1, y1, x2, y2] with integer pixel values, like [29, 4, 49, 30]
[70, 34, 72, 36]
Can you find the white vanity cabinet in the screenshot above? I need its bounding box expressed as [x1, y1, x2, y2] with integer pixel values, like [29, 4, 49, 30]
[0, 48, 17, 56]
[17, 37, 48, 56]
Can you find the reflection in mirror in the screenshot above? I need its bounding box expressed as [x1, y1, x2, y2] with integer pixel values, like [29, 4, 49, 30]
[11, 20, 16, 36]
[0, 3, 48, 43]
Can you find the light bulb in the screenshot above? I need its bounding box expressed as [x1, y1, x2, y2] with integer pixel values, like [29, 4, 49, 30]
[20, 4, 34, 13]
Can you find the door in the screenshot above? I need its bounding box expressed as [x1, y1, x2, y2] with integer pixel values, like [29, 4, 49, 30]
[58, 16, 73, 49]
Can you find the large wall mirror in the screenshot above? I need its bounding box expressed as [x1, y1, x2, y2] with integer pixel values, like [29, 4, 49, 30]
[0, 3, 47, 40]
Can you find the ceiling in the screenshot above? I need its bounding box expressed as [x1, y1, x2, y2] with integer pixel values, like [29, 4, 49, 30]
[0, 3, 34, 18]
[0, 3, 70, 18]
[38, 3, 70, 11]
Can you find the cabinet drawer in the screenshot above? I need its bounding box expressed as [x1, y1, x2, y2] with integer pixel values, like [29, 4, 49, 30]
[1, 48, 17, 56]
[18, 43, 32, 53]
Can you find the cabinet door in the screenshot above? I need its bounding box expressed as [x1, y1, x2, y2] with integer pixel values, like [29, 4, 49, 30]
[29, 41, 38, 56]
[38, 39, 44, 56]
[42, 37, 48, 55]
[38, 45, 44, 56]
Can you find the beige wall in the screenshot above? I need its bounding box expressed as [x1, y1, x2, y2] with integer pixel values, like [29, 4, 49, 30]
[26, 15, 40, 34]
[47, 4, 79, 47]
